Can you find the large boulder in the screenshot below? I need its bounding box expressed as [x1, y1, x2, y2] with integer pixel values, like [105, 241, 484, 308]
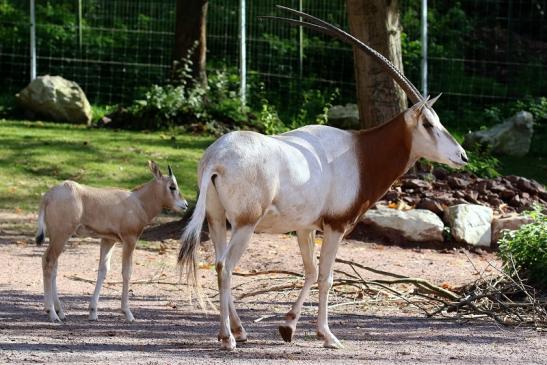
[446, 204, 493, 247]
[463, 111, 534, 156]
[327, 103, 360, 130]
[16, 75, 92, 125]
[491, 214, 533, 243]
[361, 207, 445, 242]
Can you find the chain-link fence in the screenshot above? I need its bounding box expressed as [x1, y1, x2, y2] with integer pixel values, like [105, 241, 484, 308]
[1, 0, 545, 111]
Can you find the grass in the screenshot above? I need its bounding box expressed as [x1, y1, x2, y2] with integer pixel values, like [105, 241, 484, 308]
[1, 118, 544, 213]
[0, 119, 213, 212]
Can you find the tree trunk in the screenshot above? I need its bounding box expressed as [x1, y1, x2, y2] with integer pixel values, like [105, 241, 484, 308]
[347, 0, 407, 129]
[173, 0, 208, 85]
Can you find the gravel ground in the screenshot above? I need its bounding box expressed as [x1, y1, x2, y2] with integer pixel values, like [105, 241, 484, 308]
[0, 211, 545, 364]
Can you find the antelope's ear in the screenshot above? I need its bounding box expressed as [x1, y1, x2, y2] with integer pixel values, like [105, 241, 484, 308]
[149, 160, 163, 179]
[405, 96, 430, 125]
[427, 93, 442, 108]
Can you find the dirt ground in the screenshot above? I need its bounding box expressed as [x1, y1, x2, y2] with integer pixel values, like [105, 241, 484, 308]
[0, 211, 545, 364]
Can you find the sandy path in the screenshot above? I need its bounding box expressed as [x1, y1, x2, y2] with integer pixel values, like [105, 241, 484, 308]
[0, 211, 545, 364]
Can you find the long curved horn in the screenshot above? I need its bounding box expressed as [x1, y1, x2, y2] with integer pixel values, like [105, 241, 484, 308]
[260, 5, 424, 104]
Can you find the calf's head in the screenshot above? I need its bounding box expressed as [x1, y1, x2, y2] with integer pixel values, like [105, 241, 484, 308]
[149, 160, 189, 213]
[404, 95, 468, 169]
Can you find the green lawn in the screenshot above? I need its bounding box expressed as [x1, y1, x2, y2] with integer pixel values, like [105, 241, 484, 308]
[0, 119, 213, 212]
[1, 119, 544, 213]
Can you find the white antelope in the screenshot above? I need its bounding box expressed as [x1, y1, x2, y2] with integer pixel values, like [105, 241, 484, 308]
[178, 7, 468, 350]
[36, 161, 188, 322]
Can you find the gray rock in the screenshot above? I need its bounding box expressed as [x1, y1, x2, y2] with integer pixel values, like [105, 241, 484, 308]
[446, 204, 493, 247]
[362, 207, 445, 242]
[463, 111, 534, 156]
[16, 75, 92, 125]
[491, 214, 533, 243]
[327, 104, 360, 130]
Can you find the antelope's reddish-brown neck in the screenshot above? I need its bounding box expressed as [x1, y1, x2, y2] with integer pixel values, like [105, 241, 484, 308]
[356, 112, 414, 204]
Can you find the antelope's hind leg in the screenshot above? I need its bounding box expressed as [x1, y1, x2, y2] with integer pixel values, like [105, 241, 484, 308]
[216, 225, 255, 351]
[279, 229, 318, 342]
[42, 233, 70, 322]
[207, 187, 248, 343]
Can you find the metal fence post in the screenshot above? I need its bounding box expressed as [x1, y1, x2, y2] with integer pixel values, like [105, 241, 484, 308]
[239, 0, 246, 105]
[30, 0, 36, 81]
[298, 0, 303, 80]
[78, 0, 83, 54]
[420, 0, 428, 97]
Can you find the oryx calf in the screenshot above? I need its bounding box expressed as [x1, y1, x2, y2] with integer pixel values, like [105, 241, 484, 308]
[36, 161, 188, 322]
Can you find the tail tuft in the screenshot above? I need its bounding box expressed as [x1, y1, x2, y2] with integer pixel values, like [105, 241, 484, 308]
[36, 199, 47, 245]
[36, 231, 45, 246]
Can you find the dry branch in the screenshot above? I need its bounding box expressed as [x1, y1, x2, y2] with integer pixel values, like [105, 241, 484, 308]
[228, 256, 546, 328]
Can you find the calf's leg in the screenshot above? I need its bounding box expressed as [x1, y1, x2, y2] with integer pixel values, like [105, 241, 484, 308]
[121, 237, 137, 322]
[89, 239, 116, 321]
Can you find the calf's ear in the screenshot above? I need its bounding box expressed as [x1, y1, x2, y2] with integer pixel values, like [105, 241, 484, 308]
[148, 160, 163, 179]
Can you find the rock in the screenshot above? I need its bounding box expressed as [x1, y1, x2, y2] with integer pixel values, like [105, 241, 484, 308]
[362, 207, 445, 242]
[463, 111, 534, 157]
[448, 176, 471, 189]
[432, 167, 449, 180]
[16, 75, 92, 125]
[416, 198, 445, 216]
[327, 104, 360, 130]
[446, 204, 493, 247]
[491, 214, 533, 243]
[464, 190, 480, 204]
[402, 178, 432, 191]
[513, 176, 545, 195]
[509, 195, 523, 209]
[383, 189, 399, 202]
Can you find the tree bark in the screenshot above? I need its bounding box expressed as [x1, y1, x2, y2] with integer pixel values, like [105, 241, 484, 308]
[173, 0, 208, 85]
[347, 0, 407, 129]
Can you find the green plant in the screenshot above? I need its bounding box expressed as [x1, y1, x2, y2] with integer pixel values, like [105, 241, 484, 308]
[498, 207, 547, 290]
[260, 101, 287, 135]
[464, 146, 501, 178]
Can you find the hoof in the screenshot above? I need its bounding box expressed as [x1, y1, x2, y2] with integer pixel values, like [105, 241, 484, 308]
[232, 326, 247, 343]
[122, 310, 135, 322]
[278, 325, 294, 343]
[46, 309, 62, 323]
[323, 338, 343, 349]
[56, 311, 66, 321]
[220, 336, 236, 351]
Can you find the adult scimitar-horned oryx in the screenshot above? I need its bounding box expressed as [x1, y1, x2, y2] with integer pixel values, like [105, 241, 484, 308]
[37, 161, 188, 322]
[179, 6, 468, 350]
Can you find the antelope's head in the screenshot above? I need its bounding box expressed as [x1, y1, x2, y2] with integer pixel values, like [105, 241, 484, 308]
[266, 6, 468, 169]
[405, 95, 468, 168]
[149, 160, 189, 213]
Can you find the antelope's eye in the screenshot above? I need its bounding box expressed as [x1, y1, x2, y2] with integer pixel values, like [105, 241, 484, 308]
[423, 120, 433, 129]
[169, 185, 177, 191]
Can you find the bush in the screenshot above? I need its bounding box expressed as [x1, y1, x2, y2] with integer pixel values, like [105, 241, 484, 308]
[464, 146, 501, 179]
[498, 207, 547, 290]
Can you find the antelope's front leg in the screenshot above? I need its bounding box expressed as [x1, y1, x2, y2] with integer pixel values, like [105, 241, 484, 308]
[279, 229, 317, 342]
[121, 238, 137, 322]
[89, 239, 116, 321]
[316, 227, 344, 349]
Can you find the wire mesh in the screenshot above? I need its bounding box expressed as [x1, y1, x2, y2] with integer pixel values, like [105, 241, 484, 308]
[0, 0, 545, 111]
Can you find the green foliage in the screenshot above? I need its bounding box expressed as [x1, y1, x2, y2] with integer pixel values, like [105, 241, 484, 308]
[498, 207, 547, 289]
[464, 146, 501, 179]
